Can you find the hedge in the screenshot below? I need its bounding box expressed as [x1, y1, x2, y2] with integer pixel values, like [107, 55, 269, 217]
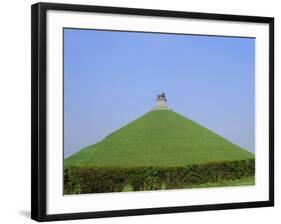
[64, 159, 255, 194]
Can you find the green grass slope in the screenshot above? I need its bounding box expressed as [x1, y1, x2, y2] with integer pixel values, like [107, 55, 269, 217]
[65, 110, 254, 167]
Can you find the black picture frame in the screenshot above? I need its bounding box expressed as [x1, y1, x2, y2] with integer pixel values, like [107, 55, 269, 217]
[31, 2, 274, 222]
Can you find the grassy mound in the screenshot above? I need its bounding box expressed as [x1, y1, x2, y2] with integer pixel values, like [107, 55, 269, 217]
[65, 110, 253, 167]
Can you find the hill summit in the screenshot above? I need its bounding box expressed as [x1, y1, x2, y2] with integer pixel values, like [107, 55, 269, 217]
[65, 109, 253, 168]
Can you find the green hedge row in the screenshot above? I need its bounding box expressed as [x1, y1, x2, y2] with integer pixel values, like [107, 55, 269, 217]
[64, 159, 255, 194]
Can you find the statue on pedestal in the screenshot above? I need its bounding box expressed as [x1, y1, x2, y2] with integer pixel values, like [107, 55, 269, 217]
[155, 92, 169, 110]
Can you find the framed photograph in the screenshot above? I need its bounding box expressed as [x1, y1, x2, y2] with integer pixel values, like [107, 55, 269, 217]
[31, 2, 274, 222]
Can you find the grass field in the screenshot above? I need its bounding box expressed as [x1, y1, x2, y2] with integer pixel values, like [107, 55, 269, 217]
[122, 176, 255, 192]
[65, 110, 254, 167]
[187, 176, 255, 188]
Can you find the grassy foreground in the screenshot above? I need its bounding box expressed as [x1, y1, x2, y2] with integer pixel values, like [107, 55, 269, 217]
[185, 175, 255, 189]
[122, 176, 255, 191]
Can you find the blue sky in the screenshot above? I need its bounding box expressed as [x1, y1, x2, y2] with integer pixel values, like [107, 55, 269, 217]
[64, 28, 255, 158]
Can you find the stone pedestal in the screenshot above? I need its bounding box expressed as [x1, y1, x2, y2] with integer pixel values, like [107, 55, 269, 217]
[155, 98, 168, 110]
